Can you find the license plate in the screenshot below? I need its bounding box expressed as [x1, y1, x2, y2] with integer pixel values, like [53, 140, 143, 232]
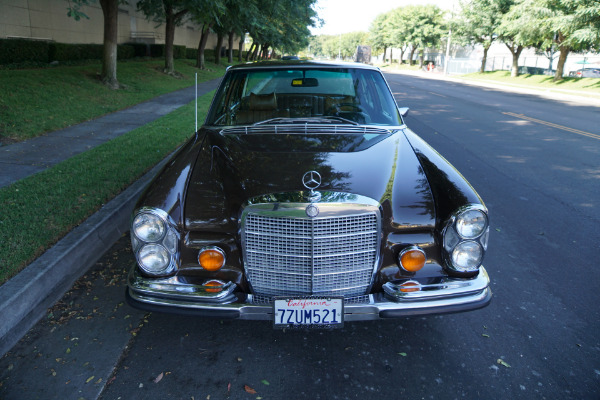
[273, 297, 344, 329]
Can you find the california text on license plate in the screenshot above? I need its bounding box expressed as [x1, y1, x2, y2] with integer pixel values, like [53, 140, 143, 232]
[273, 297, 344, 329]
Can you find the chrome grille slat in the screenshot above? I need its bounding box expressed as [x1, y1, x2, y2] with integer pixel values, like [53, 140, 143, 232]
[242, 204, 380, 300]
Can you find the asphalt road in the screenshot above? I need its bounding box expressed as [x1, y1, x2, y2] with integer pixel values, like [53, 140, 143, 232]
[1, 74, 599, 400]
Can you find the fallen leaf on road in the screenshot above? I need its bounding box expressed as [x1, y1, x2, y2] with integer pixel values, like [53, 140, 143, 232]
[497, 359, 511, 368]
[245, 385, 257, 394]
[153, 372, 164, 383]
[86, 376, 95, 384]
[398, 352, 407, 357]
[261, 380, 270, 386]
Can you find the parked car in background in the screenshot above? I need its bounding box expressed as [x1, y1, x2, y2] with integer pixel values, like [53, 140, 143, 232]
[126, 61, 492, 328]
[569, 68, 600, 78]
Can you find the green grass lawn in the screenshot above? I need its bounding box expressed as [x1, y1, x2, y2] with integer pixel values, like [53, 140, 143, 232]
[0, 94, 214, 284]
[462, 70, 600, 93]
[0, 57, 229, 284]
[379, 63, 600, 94]
[0, 59, 227, 143]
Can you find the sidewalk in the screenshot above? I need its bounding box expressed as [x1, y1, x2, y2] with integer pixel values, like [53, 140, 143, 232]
[0, 78, 221, 188]
[0, 78, 221, 356]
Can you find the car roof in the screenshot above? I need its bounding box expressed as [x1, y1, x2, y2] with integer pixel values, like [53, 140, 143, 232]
[227, 60, 379, 72]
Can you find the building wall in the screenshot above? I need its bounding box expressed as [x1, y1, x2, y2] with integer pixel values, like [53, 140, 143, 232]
[0, 0, 235, 51]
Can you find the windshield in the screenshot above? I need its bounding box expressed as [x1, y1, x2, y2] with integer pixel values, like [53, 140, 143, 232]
[206, 67, 402, 126]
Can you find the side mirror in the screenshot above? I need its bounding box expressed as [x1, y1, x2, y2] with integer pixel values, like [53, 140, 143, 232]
[398, 107, 409, 117]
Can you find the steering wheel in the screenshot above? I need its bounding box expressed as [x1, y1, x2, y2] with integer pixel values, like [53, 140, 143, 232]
[326, 103, 362, 114]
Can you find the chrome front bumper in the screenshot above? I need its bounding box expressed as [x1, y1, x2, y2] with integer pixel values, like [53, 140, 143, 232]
[126, 267, 492, 320]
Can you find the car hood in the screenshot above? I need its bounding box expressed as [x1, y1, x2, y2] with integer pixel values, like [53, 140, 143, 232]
[184, 127, 435, 231]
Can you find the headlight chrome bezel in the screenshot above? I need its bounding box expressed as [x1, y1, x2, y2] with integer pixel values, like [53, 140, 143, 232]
[442, 204, 489, 273]
[131, 207, 180, 277]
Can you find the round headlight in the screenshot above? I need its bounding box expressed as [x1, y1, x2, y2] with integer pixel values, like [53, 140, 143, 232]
[451, 241, 483, 271]
[456, 210, 487, 239]
[138, 244, 170, 274]
[133, 213, 165, 242]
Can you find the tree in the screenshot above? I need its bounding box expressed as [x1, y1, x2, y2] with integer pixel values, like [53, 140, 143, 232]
[455, 0, 513, 73]
[369, 13, 392, 62]
[66, 0, 121, 89]
[246, 0, 318, 59]
[388, 7, 414, 64]
[499, 0, 600, 80]
[136, 0, 190, 75]
[393, 5, 445, 67]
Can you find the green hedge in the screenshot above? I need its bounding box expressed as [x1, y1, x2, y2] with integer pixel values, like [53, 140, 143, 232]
[117, 44, 135, 60]
[0, 38, 245, 66]
[49, 43, 103, 61]
[0, 38, 51, 64]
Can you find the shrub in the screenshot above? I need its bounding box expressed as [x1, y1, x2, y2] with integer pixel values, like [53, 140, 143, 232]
[117, 44, 135, 60]
[49, 43, 103, 61]
[173, 45, 186, 59]
[0, 38, 50, 64]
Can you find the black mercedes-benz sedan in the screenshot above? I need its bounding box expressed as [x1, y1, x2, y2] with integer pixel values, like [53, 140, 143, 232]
[126, 61, 491, 328]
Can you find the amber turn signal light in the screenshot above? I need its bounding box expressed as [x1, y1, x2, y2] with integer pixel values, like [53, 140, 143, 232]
[399, 246, 426, 272]
[198, 247, 226, 271]
[203, 279, 225, 293]
[399, 281, 421, 293]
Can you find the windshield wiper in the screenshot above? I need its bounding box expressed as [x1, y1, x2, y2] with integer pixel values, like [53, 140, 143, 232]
[254, 116, 359, 126]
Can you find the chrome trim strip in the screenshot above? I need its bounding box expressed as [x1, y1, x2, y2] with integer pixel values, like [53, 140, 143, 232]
[382, 267, 490, 301]
[128, 268, 237, 303]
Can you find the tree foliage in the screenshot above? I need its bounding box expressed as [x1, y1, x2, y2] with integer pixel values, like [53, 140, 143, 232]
[454, 0, 513, 72]
[498, 0, 600, 79]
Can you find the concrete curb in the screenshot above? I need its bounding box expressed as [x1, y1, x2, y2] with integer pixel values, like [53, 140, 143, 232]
[0, 158, 168, 356]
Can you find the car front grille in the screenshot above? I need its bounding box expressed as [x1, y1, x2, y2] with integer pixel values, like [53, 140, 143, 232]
[242, 207, 379, 299]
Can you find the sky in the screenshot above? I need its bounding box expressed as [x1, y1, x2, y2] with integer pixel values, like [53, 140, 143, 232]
[309, 0, 455, 36]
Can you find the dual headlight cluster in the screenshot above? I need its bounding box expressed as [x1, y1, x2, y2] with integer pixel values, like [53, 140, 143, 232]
[442, 205, 489, 273]
[131, 208, 179, 276]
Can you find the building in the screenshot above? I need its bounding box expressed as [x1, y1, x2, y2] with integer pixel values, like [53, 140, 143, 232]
[1, 0, 232, 52]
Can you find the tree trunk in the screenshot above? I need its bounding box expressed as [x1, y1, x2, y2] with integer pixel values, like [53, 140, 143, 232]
[399, 47, 406, 64]
[505, 43, 523, 77]
[245, 43, 255, 61]
[409, 46, 416, 65]
[238, 36, 244, 62]
[389, 48, 393, 63]
[554, 45, 569, 81]
[99, 0, 119, 89]
[480, 45, 490, 73]
[215, 32, 224, 64]
[418, 49, 424, 68]
[196, 23, 212, 70]
[252, 44, 260, 61]
[227, 30, 234, 64]
[163, 3, 176, 74]
[382, 47, 387, 63]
